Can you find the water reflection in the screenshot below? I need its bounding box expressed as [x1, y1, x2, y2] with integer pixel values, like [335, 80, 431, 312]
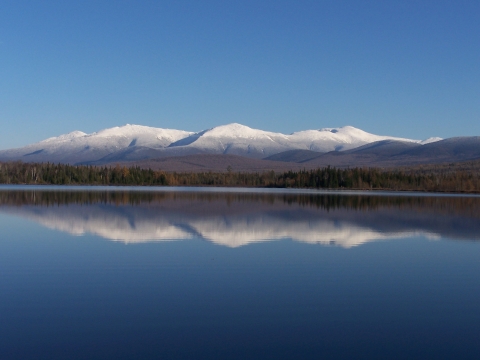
[1, 189, 479, 247]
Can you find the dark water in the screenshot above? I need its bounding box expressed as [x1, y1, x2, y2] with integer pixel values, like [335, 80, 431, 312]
[1, 186, 480, 359]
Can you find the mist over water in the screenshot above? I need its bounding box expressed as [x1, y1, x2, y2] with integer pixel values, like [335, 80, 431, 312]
[1, 187, 480, 359]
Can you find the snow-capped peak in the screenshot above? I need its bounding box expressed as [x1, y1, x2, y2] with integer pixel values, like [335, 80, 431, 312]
[41, 130, 87, 143]
[85, 124, 193, 143]
[318, 125, 359, 133]
[202, 123, 284, 139]
[93, 124, 170, 137]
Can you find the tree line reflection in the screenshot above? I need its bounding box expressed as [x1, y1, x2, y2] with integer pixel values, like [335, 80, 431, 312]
[1, 189, 479, 215]
[0, 189, 479, 246]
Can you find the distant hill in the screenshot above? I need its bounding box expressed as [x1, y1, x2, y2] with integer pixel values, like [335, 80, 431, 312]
[301, 137, 480, 168]
[263, 149, 323, 163]
[387, 137, 480, 165]
[121, 154, 307, 173]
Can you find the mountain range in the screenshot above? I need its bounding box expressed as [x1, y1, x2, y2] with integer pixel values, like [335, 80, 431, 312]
[1, 123, 479, 170]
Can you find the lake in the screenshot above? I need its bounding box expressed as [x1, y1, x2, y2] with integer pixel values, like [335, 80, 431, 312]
[1, 186, 480, 359]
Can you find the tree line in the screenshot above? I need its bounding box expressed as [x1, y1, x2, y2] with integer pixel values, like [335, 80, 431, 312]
[0, 161, 479, 193]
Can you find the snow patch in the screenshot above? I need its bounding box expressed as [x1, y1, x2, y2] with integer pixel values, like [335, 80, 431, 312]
[420, 137, 443, 145]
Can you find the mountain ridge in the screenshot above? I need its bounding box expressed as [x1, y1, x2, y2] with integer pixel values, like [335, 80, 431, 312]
[0, 122, 441, 165]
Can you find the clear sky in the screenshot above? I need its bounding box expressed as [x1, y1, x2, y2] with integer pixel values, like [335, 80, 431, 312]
[0, 0, 479, 149]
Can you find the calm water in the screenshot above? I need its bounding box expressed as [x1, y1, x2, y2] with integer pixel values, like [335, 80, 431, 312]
[1, 186, 480, 359]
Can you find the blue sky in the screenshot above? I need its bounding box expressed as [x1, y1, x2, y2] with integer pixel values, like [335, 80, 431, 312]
[1, 0, 479, 149]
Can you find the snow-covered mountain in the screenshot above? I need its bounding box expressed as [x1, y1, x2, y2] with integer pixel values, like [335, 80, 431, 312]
[0, 124, 193, 164]
[0, 123, 440, 164]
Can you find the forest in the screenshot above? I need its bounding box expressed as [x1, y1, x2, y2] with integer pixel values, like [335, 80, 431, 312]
[0, 161, 479, 193]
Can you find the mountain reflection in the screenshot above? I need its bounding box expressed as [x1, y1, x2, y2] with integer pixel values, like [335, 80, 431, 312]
[1, 189, 479, 247]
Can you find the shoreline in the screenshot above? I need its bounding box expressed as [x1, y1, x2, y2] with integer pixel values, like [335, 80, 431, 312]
[1, 183, 479, 197]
